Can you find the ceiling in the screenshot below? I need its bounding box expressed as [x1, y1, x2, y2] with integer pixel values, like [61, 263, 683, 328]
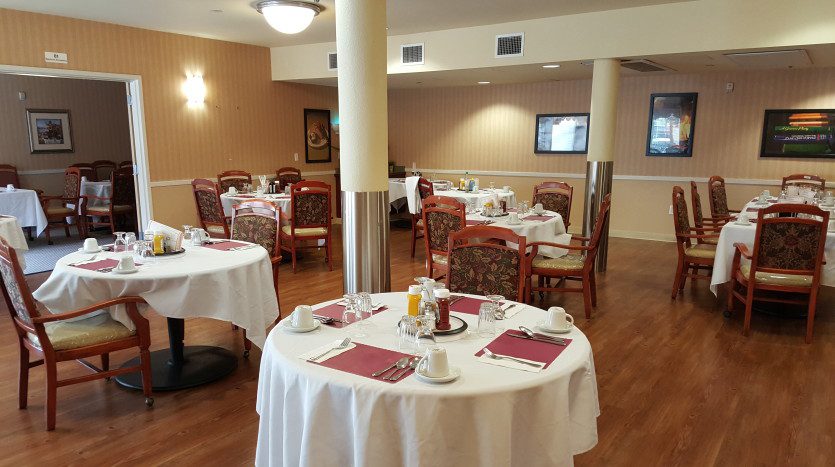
[0, 0, 691, 47]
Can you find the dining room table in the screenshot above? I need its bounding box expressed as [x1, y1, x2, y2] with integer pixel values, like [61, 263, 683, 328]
[0, 187, 47, 235]
[388, 178, 517, 211]
[255, 292, 599, 467]
[466, 208, 571, 258]
[0, 215, 28, 269]
[220, 192, 291, 218]
[67, 179, 113, 223]
[32, 238, 279, 390]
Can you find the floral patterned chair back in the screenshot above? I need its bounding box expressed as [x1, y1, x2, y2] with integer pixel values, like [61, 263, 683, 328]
[217, 170, 252, 193]
[422, 195, 465, 256]
[63, 168, 82, 201]
[0, 164, 21, 188]
[689, 181, 708, 228]
[781, 174, 826, 193]
[707, 175, 731, 218]
[672, 186, 693, 250]
[191, 178, 229, 238]
[0, 238, 40, 328]
[533, 181, 573, 225]
[276, 167, 303, 190]
[290, 181, 331, 228]
[446, 225, 527, 302]
[111, 168, 136, 207]
[751, 204, 829, 276]
[418, 177, 434, 201]
[231, 201, 280, 259]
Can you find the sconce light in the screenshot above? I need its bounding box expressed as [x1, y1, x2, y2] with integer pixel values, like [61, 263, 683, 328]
[183, 74, 206, 106]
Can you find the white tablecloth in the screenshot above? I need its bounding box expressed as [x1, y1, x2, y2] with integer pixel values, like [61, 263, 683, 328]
[220, 193, 291, 218]
[388, 180, 516, 211]
[710, 199, 835, 295]
[0, 188, 47, 235]
[468, 210, 571, 258]
[31, 242, 279, 349]
[67, 180, 112, 223]
[256, 292, 599, 467]
[0, 216, 27, 269]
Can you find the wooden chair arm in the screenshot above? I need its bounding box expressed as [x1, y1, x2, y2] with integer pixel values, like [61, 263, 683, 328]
[570, 235, 591, 243]
[530, 241, 591, 255]
[31, 296, 147, 324]
[733, 243, 752, 259]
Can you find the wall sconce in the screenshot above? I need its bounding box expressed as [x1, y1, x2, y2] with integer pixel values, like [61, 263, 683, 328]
[183, 74, 206, 106]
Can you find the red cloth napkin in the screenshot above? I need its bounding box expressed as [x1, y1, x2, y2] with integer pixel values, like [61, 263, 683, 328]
[450, 296, 492, 315]
[312, 302, 388, 328]
[70, 258, 119, 271]
[522, 215, 555, 222]
[475, 330, 572, 369]
[466, 219, 490, 226]
[202, 241, 250, 251]
[316, 343, 415, 383]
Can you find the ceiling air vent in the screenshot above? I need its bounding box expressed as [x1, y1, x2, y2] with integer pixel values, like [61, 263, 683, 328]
[724, 49, 811, 69]
[401, 43, 424, 65]
[495, 33, 524, 58]
[327, 52, 337, 70]
[620, 59, 674, 73]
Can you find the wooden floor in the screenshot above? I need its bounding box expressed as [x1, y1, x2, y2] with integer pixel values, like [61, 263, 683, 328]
[0, 225, 832, 466]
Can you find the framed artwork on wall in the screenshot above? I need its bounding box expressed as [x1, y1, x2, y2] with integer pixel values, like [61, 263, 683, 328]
[645, 93, 697, 157]
[534, 113, 590, 154]
[304, 108, 332, 163]
[760, 109, 835, 158]
[26, 109, 74, 153]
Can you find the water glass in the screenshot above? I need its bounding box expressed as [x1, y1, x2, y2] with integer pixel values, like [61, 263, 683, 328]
[518, 200, 529, 214]
[124, 232, 137, 252]
[477, 302, 498, 337]
[135, 240, 156, 264]
[182, 225, 193, 241]
[113, 232, 126, 252]
[357, 292, 374, 329]
[486, 294, 505, 319]
[398, 315, 418, 353]
[341, 294, 366, 337]
[414, 320, 437, 353]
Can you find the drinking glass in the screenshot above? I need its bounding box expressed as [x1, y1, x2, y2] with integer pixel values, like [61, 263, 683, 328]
[414, 319, 437, 353]
[357, 292, 374, 330]
[341, 294, 366, 337]
[113, 232, 126, 252]
[486, 294, 505, 319]
[518, 200, 529, 214]
[182, 225, 193, 241]
[489, 181, 495, 190]
[397, 315, 418, 354]
[477, 302, 498, 337]
[124, 232, 137, 252]
[136, 240, 156, 264]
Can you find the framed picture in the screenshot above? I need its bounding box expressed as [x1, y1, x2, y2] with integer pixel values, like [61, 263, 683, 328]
[645, 93, 697, 157]
[304, 108, 331, 163]
[760, 109, 835, 158]
[534, 113, 590, 154]
[26, 109, 74, 153]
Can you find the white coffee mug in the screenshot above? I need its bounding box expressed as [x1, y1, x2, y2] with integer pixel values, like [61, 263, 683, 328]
[117, 255, 136, 271]
[418, 347, 450, 378]
[508, 212, 520, 224]
[191, 228, 209, 245]
[83, 238, 99, 252]
[546, 306, 574, 330]
[228, 186, 237, 195]
[5, 184, 14, 191]
[502, 185, 511, 193]
[534, 203, 545, 214]
[291, 305, 314, 328]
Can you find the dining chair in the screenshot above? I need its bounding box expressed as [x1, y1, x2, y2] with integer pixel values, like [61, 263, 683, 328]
[92, 160, 117, 182]
[781, 174, 826, 193]
[671, 186, 720, 299]
[726, 203, 829, 343]
[40, 167, 85, 244]
[690, 181, 727, 245]
[231, 200, 282, 356]
[0, 238, 153, 431]
[69, 163, 97, 182]
[526, 194, 611, 318]
[191, 178, 231, 238]
[446, 225, 527, 302]
[217, 170, 252, 193]
[0, 164, 21, 187]
[279, 180, 332, 273]
[707, 175, 739, 220]
[533, 181, 573, 227]
[275, 167, 303, 191]
[421, 195, 466, 280]
[118, 160, 133, 170]
[83, 168, 136, 234]
[410, 177, 435, 258]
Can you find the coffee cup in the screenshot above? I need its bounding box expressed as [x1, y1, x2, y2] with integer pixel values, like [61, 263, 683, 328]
[534, 203, 545, 214]
[502, 186, 511, 193]
[291, 305, 314, 328]
[417, 347, 450, 378]
[508, 212, 520, 224]
[228, 186, 237, 195]
[546, 306, 574, 331]
[758, 194, 768, 204]
[117, 255, 136, 272]
[5, 184, 14, 191]
[83, 238, 99, 252]
[736, 212, 749, 224]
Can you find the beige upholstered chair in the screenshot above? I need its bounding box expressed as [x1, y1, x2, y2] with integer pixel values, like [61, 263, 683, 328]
[40, 167, 85, 244]
[92, 160, 117, 182]
[410, 177, 434, 258]
[707, 176, 739, 220]
[533, 181, 573, 227]
[276, 167, 303, 191]
[446, 225, 527, 302]
[279, 181, 332, 273]
[672, 186, 720, 299]
[217, 170, 252, 193]
[781, 174, 826, 193]
[83, 168, 136, 233]
[690, 181, 726, 246]
[192, 178, 230, 239]
[421, 195, 465, 280]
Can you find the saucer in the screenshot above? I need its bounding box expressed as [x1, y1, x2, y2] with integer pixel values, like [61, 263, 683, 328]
[506, 220, 522, 226]
[112, 267, 138, 274]
[280, 319, 320, 333]
[414, 366, 461, 384]
[537, 322, 572, 334]
[77, 247, 102, 253]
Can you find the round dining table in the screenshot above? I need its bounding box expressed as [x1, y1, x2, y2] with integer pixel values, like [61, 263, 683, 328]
[0, 215, 28, 269]
[467, 209, 571, 258]
[0, 187, 47, 235]
[220, 192, 291, 218]
[32, 240, 279, 390]
[256, 292, 599, 467]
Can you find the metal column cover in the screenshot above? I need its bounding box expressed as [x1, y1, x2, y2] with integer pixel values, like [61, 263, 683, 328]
[583, 160, 613, 272]
[342, 190, 391, 293]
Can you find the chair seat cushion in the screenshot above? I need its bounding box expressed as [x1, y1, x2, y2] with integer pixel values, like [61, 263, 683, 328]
[87, 204, 132, 214]
[739, 264, 813, 287]
[281, 225, 327, 237]
[206, 224, 227, 235]
[531, 254, 585, 271]
[432, 253, 448, 265]
[701, 237, 719, 245]
[46, 207, 74, 216]
[28, 313, 135, 351]
[684, 244, 716, 259]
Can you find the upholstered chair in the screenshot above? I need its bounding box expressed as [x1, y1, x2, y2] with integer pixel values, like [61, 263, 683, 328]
[92, 160, 117, 182]
[421, 195, 465, 280]
[83, 168, 135, 233]
[707, 175, 739, 220]
[410, 177, 434, 258]
[689, 181, 727, 245]
[276, 167, 303, 191]
[279, 181, 332, 273]
[671, 186, 720, 298]
[533, 181, 574, 227]
[217, 170, 252, 193]
[446, 225, 527, 302]
[781, 174, 826, 193]
[40, 167, 85, 244]
[192, 178, 230, 239]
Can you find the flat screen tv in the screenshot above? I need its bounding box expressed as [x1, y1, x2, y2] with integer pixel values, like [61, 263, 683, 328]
[760, 109, 835, 158]
[534, 113, 590, 154]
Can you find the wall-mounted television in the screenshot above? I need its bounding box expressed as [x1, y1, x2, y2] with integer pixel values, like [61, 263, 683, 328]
[534, 113, 590, 154]
[760, 109, 835, 158]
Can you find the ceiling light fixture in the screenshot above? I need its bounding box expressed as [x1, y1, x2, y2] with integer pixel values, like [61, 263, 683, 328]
[542, 64, 561, 68]
[477, 81, 491, 85]
[254, 0, 323, 35]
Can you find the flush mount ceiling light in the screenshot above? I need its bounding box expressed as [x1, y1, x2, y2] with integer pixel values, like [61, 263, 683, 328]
[254, 0, 323, 34]
[542, 64, 561, 68]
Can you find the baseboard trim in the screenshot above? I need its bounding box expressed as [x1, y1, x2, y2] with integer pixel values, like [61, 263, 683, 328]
[609, 229, 675, 243]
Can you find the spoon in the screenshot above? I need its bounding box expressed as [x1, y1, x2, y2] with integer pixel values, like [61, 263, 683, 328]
[373, 357, 409, 378]
[519, 326, 565, 343]
[384, 357, 412, 381]
[482, 348, 543, 368]
[391, 356, 420, 381]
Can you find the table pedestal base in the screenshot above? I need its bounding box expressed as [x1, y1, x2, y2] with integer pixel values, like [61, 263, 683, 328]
[115, 346, 238, 391]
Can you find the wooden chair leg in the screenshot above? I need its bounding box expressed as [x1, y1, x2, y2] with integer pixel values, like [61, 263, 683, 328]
[742, 287, 754, 336]
[242, 330, 252, 357]
[139, 347, 154, 407]
[678, 263, 688, 292]
[582, 278, 593, 319]
[45, 225, 53, 245]
[806, 292, 818, 344]
[63, 221, 70, 238]
[291, 244, 298, 273]
[18, 344, 29, 409]
[410, 220, 417, 258]
[671, 257, 684, 299]
[326, 236, 333, 271]
[725, 280, 736, 315]
[101, 353, 110, 371]
[589, 270, 597, 307]
[45, 359, 57, 431]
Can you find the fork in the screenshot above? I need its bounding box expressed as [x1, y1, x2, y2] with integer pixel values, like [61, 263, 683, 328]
[307, 337, 352, 362]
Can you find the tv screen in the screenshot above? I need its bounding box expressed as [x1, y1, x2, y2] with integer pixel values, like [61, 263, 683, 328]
[534, 113, 590, 154]
[760, 109, 835, 158]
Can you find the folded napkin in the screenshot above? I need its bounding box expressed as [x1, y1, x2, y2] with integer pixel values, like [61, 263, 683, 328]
[297, 339, 357, 363]
[475, 354, 544, 373]
[523, 215, 555, 222]
[202, 240, 251, 251]
[313, 302, 388, 328]
[405, 176, 421, 215]
[450, 296, 493, 315]
[306, 342, 415, 384]
[69, 258, 119, 272]
[475, 330, 572, 371]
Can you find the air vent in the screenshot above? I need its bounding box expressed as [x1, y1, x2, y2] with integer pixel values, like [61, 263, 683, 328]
[620, 59, 674, 73]
[495, 33, 524, 58]
[327, 52, 337, 70]
[724, 49, 811, 69]
[401, 43, 424, 65]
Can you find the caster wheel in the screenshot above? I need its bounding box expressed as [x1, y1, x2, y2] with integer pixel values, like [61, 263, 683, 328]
[243, 350, 250, 358]
[723, 310, 732, 318]
[145, 397, 154, 407]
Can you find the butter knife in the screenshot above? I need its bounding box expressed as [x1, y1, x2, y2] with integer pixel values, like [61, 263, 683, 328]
[507, 333, 566, 346]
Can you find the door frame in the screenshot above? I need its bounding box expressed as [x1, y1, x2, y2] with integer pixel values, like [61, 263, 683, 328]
[0, 64, 153, 230]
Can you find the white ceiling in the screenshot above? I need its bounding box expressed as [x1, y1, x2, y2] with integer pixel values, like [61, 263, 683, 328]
[0, 0, 690, 47]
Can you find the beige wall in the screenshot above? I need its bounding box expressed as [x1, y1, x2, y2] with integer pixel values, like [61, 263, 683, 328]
[389, 68, 835, 239]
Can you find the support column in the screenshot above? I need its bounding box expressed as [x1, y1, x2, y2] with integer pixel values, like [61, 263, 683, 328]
[335, 0, 391, 293]
[583, 58, 620, 272]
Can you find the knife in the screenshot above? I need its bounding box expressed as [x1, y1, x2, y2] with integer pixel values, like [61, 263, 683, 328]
[507, 333, 566, 346]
